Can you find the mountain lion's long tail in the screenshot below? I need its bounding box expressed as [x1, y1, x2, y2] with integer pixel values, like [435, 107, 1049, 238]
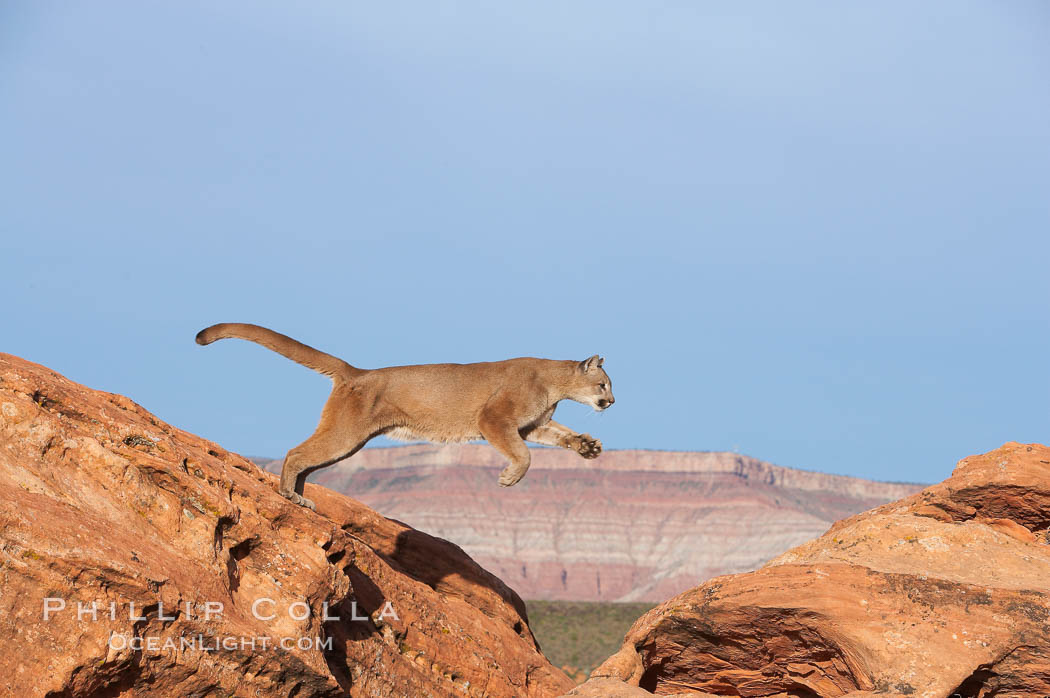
[195, 323, 357, 380]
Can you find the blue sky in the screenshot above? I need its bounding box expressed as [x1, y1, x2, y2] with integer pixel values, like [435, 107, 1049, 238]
[2, 1, 1047, 483]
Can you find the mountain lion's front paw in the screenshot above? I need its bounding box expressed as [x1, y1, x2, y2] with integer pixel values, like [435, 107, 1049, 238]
[576, 435, 602, 459]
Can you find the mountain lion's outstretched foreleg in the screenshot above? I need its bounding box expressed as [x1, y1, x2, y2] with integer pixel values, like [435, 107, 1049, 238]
[523, 420, 603, 459]
[480, 410, 532, 488]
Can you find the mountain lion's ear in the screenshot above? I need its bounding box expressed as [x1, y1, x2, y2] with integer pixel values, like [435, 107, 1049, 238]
[579, 355, 601, 373]
[597, 357, 604, 368]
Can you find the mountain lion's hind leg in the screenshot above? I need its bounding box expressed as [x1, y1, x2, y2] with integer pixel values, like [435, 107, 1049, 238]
[280, 424, 370, 510]
[279, 384, 376, 510]
[523, 420, 602, 459]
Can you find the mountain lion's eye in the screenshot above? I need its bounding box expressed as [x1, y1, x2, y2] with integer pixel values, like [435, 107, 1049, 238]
[598, 383, 606, 390]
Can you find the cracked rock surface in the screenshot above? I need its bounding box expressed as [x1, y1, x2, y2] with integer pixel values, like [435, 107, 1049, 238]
[570, 442, 1050, 697]
[0, 353, 573, 697]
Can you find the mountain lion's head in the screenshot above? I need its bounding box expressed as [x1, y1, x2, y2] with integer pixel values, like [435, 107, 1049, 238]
[572, 355, 614, 411]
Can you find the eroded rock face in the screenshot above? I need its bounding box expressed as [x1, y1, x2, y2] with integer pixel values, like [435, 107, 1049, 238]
[258, 445, 922, 602]
[574, 442, 1050, 697]
[0, 354, 574, 697]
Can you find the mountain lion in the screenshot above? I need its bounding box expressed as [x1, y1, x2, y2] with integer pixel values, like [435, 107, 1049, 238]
[196, 323, 615, 509]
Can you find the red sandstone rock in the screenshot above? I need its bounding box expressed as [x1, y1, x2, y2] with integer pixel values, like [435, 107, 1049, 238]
[0, 354, 573, 697]
[257, 445, 921, 602]
[571, 442, 1050, 697]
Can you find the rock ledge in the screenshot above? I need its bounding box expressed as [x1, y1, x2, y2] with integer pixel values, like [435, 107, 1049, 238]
[570, 441, 1050, 697]
[0, 353, 573, 697]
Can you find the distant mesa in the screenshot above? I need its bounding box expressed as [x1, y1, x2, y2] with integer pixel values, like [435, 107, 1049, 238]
[255, 444, 924, 602]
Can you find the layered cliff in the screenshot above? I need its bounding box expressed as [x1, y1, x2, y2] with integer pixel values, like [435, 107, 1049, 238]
[0, 354, 574, 697]
[570, 441, 1050, 697]
[258, 445, 922, 602]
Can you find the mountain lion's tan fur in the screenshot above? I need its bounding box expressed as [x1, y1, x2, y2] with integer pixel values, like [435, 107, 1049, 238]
[196, 323, 615, 509]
